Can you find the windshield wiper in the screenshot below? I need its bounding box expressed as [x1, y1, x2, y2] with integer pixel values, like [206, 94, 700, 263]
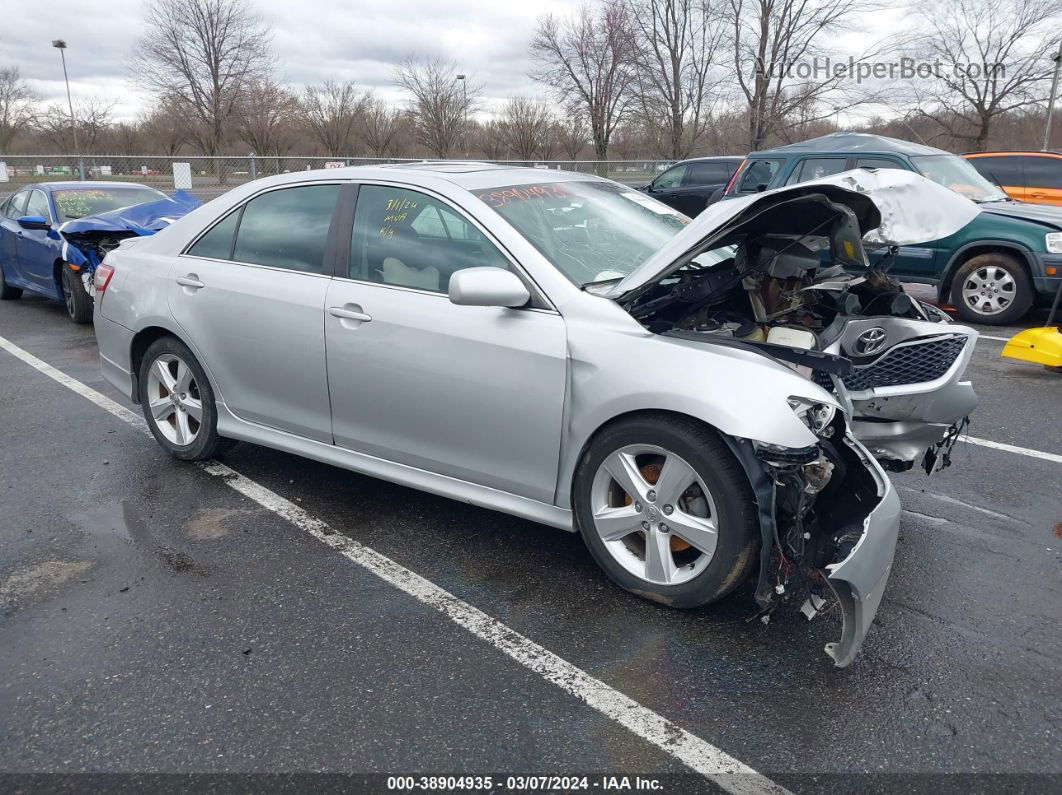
[581, 276, 623, 289]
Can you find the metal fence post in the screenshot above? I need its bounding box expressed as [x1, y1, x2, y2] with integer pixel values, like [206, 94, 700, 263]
[249, 152, 258, 180]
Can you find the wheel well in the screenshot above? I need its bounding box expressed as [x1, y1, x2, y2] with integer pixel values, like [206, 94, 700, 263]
[940, 245, 1032, 301]
[129, 326, 178, 403]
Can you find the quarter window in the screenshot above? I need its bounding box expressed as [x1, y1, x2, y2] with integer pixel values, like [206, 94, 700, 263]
[350, 185, 509, 293]
[231, 184, 340, 273]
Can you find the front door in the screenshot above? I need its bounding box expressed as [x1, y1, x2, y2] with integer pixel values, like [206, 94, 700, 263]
[16, 189, 61, 296]
[325, 184, 568, 503]
[168, 183, 342, 443]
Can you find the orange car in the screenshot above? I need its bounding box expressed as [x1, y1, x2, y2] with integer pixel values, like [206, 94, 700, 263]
[963, 151, 1062, 205]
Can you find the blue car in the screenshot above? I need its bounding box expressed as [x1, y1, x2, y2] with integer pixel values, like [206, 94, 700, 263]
[0, 181, 200, 323]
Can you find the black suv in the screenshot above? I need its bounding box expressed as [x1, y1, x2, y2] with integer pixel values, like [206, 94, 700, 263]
[640, 156, 743, 217]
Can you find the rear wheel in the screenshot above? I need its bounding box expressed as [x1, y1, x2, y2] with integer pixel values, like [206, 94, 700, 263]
[950, 253, 1033, 325]
[573, 414, 759, 608]
[61, 266, 93, 324]
[138, 337, 236, 460]
[0, 265, 22, 299]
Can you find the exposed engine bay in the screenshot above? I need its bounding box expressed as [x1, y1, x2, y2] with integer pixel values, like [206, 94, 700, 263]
[620, 191, 977, 473]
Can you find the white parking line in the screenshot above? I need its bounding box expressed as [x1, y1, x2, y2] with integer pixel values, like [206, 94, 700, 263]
[962, 435, 1062, 465]
[0, 333, 787, 795]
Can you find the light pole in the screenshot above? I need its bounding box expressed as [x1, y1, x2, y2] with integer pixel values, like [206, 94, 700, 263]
[1044, 49, 1062, 152]
[52, 39, 85, 181]
[456, 74, 467, 159]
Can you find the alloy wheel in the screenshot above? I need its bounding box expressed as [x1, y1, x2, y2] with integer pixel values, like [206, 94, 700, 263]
[145, 353, 203, 446]
[961, 265, 1015, 316]
[589, 444, 718, 586]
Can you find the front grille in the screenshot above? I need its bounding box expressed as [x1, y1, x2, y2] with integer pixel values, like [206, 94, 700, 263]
[840, 335, 967, 391]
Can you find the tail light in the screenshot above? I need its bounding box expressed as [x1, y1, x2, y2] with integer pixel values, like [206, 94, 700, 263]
[723, 161, 746, 195]
[95, 263, 115, 294]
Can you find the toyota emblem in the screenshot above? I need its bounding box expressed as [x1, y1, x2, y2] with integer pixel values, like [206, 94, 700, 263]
[854, 327, 888, 356]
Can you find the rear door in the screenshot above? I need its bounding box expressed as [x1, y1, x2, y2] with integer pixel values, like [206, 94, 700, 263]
[169, 182, 342, 443]
[1022, 155, 1062, 206]
[0, 191, 29, 284]
[674, 160, 736, 216]
[324, 183, 568, 503]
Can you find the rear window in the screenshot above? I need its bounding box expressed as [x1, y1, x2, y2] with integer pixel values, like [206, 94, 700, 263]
[52, 187, 168, 221]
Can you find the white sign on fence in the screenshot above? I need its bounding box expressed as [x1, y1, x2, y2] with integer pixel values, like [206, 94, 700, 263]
[173, 162, 192, 190]
[324, 161, 345, 169]
[0, 162, 8, 183]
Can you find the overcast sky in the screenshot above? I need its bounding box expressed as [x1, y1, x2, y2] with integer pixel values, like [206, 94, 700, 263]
[2, 0, 901, 123]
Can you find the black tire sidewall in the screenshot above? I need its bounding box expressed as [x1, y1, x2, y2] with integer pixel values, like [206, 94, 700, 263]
[573, 415, 759, 609]
[138, 337, 223, 461]
[62, 267, 93, 323]
[950, 254, 1033, 325]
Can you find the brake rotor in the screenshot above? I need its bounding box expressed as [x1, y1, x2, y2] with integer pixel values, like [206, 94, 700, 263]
[623, 461, 691, 552]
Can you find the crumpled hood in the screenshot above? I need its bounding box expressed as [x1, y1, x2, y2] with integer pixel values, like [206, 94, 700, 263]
[977, 199, 1062, 230]
[604, 169, 980, 298]
[58, 189, 201, 237]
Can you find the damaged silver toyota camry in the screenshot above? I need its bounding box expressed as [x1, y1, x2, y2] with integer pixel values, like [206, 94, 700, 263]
[93, 163, 979, 667]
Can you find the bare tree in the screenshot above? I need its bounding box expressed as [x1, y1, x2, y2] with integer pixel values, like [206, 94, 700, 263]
[139, 98, 193, 155]
[38, 97, 116, 153]
[627, 0, 723, 158]
[360, 92, 405, 157]
[395, 56, 479, 158]
[474, 119, 508, 160]
[0, 66, 36, 152]
[909, 0, 1062, 151]
[726, 0, 880, 150]
[234, 78, 299, 157]
[301, 80, 364, 156]
[499, 96, 556, 160]
[530, 2, 637, 169]
[131, 0, 274, 156]
[556, 110, 590, 159]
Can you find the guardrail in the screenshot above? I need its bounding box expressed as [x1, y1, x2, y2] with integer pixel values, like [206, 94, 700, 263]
[0, 154, 674, 199]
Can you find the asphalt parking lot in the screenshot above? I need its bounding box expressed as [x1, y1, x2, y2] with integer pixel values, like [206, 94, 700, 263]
[1, 288, 1060, 793]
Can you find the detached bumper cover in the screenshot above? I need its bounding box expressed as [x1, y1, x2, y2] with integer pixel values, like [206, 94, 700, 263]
[822, 439, 901, 667]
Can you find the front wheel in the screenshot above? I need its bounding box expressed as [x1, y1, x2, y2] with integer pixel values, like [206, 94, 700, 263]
[950, 253, 1033, 325]
[138, 337, 235, 460]
[61, 266, 93, 324]
[573, 414, 759, 608]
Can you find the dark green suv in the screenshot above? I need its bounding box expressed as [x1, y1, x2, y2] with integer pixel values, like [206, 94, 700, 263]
[724, 132, 1062, 324]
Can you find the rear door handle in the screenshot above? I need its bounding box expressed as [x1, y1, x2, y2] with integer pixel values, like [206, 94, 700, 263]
[176, 275, 205, 289]
[329, 305, 372, 323]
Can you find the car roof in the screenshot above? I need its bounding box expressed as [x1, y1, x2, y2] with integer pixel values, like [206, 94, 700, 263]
[32, 181, 167, 192]
[963, 150, 1062, 158]
[750, 132, 946, 158]
[674, 156, 745, 164]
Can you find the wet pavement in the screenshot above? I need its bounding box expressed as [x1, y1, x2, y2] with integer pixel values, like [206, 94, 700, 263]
[1, 291, 1060, 787]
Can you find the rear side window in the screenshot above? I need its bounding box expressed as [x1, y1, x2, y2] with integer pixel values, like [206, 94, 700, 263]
[786, 158, 848, 185]
[969, 156, 1025, 187]
[187, 210, 240, 260]
[736, 159, 782, 193]
[684, 161, 734, 185]
[1023, 157, 1062, 189]
[3, 190, 29, 218]
[232, 185, 340, 273]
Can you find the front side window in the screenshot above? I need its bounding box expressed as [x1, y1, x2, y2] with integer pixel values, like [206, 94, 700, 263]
[52, 187, 168, 221]
[911, 155, 1008, 203]
[855, 157, 905, 172]
[232, 184, 340, 273]
[24, 190, 52, 222]
[735, 159, 782, 193]
[653, 165, 688, 189]
[350, 186, 510, 292]
[476, 181, 688, 286]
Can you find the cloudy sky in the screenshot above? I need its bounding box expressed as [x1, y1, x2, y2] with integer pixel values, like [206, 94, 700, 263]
[2, 0, 901, 123]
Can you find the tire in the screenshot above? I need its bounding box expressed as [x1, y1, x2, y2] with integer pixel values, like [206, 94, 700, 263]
[0, 265, 22, 300]
[138, 336, 235, 460]
[573, 414, 759, 609]
[61, 266, 93, 324]
[950, 253, 1034, 325]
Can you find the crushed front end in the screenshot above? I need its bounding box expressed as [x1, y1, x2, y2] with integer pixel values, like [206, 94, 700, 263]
[730, 411, 900, 667]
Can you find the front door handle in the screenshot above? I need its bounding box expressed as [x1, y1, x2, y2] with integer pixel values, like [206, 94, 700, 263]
[329, 305, 372, 323]
[176, 275, 205, 289]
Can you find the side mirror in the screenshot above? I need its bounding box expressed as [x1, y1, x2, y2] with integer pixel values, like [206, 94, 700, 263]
[448, 267, 530, 308]
[17, 215, 50, 230]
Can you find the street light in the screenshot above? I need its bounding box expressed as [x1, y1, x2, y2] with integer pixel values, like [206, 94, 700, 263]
[52, 39, 85, 180]
[1045, 50, 1062, 152]
[456, 74, 467, 159]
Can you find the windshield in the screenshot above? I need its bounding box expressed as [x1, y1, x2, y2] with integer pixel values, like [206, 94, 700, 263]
[910, 155, 1008, 203]
[474, 181, 688, 285]
[52, 187, 169, 221]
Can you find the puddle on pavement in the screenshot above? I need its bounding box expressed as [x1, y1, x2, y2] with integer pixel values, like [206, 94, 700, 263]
[70, 500, 152, 545]
[186, 507, 257, 540]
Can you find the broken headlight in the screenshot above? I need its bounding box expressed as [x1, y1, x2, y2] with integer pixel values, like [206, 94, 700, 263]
[787, 397, 837, 436]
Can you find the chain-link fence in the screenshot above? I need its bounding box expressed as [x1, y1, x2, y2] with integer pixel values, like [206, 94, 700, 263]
[0, 154, 673, 201]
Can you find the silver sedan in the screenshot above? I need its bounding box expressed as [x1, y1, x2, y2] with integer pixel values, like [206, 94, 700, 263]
[94, 163, 971, 666]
